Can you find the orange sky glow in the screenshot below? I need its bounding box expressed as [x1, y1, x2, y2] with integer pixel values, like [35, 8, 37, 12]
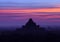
[0, 8, 60, 13]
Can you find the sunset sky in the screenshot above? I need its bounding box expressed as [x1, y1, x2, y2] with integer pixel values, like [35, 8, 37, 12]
[0, 0, 60, 27]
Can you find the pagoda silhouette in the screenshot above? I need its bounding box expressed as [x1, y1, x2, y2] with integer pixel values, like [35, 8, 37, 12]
[16, 18, 45, 31]
[16, 18, 46, 36]
[22, 18, 40, 30]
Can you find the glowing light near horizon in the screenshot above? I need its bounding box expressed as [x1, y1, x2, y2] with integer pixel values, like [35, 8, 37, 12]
[0, 8, 60, 13]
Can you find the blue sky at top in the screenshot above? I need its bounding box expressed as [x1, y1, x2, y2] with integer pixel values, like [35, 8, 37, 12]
[0, 0, 60, 8]
[0, 0, 60, 3]
[0, 0, 60, 4]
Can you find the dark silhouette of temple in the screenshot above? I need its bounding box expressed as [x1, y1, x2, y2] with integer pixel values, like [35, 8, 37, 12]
[16, 18, 46, 36]
[22, 18, 40, 30]
[16, 18, 45, 31]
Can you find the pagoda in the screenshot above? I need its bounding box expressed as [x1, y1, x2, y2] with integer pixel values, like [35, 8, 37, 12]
[22, 18, 40, 30]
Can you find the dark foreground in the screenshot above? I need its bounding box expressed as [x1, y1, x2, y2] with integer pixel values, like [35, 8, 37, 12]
[0, 29, 59, 42]
[0, 18, 60, 42]
[0, 32, 47, 42]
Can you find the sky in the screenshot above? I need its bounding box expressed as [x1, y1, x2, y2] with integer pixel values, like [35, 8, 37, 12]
[0, 0, 60, 28]
[0, 0, 60, 4]
[0, 0, 60, 8]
